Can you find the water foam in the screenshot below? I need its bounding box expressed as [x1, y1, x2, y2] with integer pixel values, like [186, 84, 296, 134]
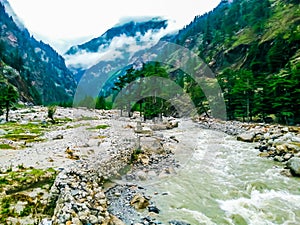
[218, 190, 300, 225]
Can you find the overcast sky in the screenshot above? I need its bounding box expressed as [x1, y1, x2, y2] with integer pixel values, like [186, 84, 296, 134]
[7, 0, 221, 54]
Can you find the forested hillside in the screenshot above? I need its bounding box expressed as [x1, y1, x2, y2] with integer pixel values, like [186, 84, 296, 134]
[172, 0, 300, 124]
[0, 2, 76, 105]
[103, 0, 299, 124]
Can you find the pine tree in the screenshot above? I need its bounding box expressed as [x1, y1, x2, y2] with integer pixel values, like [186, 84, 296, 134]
[0, 82, 19, 121]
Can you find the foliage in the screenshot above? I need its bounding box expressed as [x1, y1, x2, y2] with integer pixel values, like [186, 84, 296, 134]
[0, 2, 76, 104]
[0, 82, 19, 121]
[95, 96, 107, 109]
[86, 124, 110, 130]
[130, 148, 143, 163]
[47, 105, 57, 123]
[0, 167, 57, 223]
[173, 0, 300, 124]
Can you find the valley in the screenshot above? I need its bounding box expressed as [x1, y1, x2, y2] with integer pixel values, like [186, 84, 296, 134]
[0, 0, 299, 224]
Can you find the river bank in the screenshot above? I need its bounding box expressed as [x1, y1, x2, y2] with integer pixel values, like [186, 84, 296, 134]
[1, 107, 299, 224]
[0, 107, 183, 224]
[194, 116, 300, 177]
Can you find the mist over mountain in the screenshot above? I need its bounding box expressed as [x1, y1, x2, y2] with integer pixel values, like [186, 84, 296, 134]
[0, 0, 25, 30]
[74, 0, 300, 124]
[64, 18, 171, 82]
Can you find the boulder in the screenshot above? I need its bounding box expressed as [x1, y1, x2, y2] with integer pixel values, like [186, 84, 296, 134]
[237, 132, 255, 142]
[136, 170, 147, 181]
[150, 124, 168, 131]
[140, 137, 164, 154]
[291, 136, 300, 143]
[108, 215, 126, 225]
[275, 144, 288, 155]
[289, 126, 300, 133]
[283, 153, 293, 161]
[138, 154, 149, 165]
[148, 205, 160, 214]
[258, 152, 270, 157]
[286, 157, 300, 176]
[130, 193, 149, 210]
[274, 155, 284, 162]
[166, 120, 179, 129]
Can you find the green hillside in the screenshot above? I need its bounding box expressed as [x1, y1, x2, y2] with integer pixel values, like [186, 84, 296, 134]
[173, 0, 300, 124]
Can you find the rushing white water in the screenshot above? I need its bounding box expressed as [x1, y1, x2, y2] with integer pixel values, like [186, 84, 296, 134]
[141, 121, 300, 225]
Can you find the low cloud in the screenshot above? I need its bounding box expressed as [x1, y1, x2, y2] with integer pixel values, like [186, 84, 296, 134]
[64, 20, 176, 70]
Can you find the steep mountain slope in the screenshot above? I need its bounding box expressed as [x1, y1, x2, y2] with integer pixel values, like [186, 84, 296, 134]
[64, 18, 169, 82]
[173, 0, 300, 72]
[168, 0, 300, 123]
[0, 1, 76, 104]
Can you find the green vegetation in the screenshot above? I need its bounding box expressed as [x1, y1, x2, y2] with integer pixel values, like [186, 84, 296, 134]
[77, 116, 99, 121]
[0, 118, 74, 149]
[107, 62, 207, 120]
[0, 143, 15, 149]
[47, 105, 57, 123]
[174, 0, 300, 124]
[75, 95, 111, 110]
[0, 81, 19, 122]
[130, 148, 143, 163]
[0, 122, 46, 146]
[0, 167, 57, 223]
[87, 124, 110, 130]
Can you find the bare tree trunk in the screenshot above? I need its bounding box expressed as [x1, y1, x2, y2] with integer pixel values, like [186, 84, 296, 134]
[5, 101, 9, 122]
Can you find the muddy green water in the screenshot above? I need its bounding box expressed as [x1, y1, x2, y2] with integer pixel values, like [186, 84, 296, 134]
[142, 127, 300, 225]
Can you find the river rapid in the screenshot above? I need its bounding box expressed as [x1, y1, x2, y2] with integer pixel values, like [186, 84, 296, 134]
[140, 120, 300, 225]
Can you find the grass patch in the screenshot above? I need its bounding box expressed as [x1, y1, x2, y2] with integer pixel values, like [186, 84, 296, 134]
[56, 117, 73, 123]
[0, 122, 46, 143]
[0, 167, 58, 223]
[261, 1, 300, 43]
[87, 124, 110, 130]
[0, 120, 69, 145]
[232, 28, 256, 48]
[0, 167, 57, 193]
[0, 144, 15, 150]
[3, 133, 40, 141]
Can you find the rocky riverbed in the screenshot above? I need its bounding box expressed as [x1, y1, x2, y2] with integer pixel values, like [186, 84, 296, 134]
[1, 108, 299, 225]
[0, 107, 183, 225]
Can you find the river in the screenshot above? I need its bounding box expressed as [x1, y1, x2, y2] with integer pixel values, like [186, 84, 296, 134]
[140, 120, 300, 225]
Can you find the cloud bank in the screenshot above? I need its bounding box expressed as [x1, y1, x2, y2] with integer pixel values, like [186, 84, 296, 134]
[64, 22, 174, 70]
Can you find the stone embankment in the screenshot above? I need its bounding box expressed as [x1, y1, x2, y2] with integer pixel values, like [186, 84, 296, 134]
[48, 116, 181, 225]
[50, 146, 134, 225]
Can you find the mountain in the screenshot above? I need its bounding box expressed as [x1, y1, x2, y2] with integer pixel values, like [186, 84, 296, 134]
[64, 17, 169, 82]
[167, 0, 300, 123]
[0, 1, 76, 104]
